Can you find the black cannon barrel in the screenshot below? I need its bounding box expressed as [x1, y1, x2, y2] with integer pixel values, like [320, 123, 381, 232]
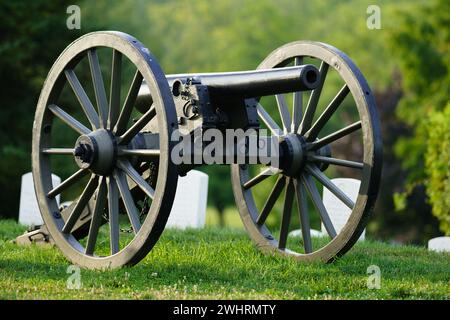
[136, 64, 320, 112]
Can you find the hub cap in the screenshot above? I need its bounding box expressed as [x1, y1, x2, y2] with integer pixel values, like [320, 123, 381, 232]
[74, 129, 116, 175]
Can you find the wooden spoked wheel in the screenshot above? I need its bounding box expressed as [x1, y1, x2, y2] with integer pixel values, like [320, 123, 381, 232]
[32, 32, 178, 269]
[231, 41, 382, 262]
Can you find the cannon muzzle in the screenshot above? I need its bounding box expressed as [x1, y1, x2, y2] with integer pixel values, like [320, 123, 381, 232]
[136, 64, 319, 112]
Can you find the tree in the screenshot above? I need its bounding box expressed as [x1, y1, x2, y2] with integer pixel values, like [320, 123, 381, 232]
[0, 1, 83, 218]
[425, 104, 450, 234]
[388, 0, 450, 235]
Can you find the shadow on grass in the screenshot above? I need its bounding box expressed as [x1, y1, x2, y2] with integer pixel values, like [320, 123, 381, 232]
[0, 225, 448, 299]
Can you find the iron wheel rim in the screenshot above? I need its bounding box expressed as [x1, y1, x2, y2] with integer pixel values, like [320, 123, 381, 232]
[231, 41, 382, 262]
[32, 31, 178, 269]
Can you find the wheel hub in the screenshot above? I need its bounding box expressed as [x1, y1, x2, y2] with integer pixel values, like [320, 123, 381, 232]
[279, 134, 331, 176]
[74, 129, 116, 175]
[279, 134, 306, 177]
[74, 144, 93, 163]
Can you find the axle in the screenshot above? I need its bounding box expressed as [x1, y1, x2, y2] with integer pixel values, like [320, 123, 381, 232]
[136, 64, 320, 112]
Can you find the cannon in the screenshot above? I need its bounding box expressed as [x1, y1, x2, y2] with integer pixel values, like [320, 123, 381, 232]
[31, 32, 382, 269]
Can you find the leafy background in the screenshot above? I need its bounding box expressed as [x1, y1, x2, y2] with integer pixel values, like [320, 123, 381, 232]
[0, 0, 448, 243]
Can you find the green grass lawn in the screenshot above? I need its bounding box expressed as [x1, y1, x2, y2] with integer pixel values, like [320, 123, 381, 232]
[0, 219, 449, 300]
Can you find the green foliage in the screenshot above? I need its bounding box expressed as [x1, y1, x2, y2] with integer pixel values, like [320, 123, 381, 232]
[389, 0, 450, 175]
[1, 0, 446, 243]
[0, 1, 83, 218]
[97, 0, 413, 220]
[388, 0, 450, 233]
[425, 104, 450, 235]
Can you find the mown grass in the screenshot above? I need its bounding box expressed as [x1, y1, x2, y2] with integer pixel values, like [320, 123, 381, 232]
[0, 219, 449, 300]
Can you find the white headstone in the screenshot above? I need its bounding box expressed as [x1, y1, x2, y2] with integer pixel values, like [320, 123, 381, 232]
[322, 178, 364, 240]
[428, 237, 450, 253]
[19, 172, 61, 226]
[166, 170, 208, 229]
[289, 228, 324, 238]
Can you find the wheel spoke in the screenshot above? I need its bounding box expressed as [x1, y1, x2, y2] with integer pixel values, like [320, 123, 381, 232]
[114, 169, 141, 234]
[308, 155, 363, 169]
[275, 94, 291, 133]
[47, 169, 88, 198]
[279, 178, 294, 249]
[305, 164, 355, 209]
[114, 70, 143, 135]
[62, 175, 99, 234]
[293, 179, 312, 253]
[107, 176, 120, 255]
[256, 175, 286, 225]
[305, 85, 350, 140]
[85, 177, 107, 255]
[257, 103, 282, 136]
[301, 173, 337, 238]
[307, 121, 362, 151]
[119, 106, 156, 145]
[48, 104, 91, 135]
[87, 49, 108, 128]
[292, 57, 303, 133]
[117, 160, 155, 199]
[65, 69, 100, 129]
[118, 149, 161, 158]
[299, 61, 329, 135]
[41, 148, 74, 155]
[109, 50, 122, 130]
[243, 167, 278, 190]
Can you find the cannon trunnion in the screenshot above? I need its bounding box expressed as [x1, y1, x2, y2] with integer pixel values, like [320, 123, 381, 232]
[31, 32, 382, 269]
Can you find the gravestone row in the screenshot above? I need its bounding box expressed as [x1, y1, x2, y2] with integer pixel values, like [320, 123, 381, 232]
[18, 171, 208, 229]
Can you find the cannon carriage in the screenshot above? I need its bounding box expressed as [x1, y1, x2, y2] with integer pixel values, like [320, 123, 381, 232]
[32, 31, 382, 269]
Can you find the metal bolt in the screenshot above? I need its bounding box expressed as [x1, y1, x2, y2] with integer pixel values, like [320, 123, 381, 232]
[74, 146, 84, 157]
[74, 144, 93, 163]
